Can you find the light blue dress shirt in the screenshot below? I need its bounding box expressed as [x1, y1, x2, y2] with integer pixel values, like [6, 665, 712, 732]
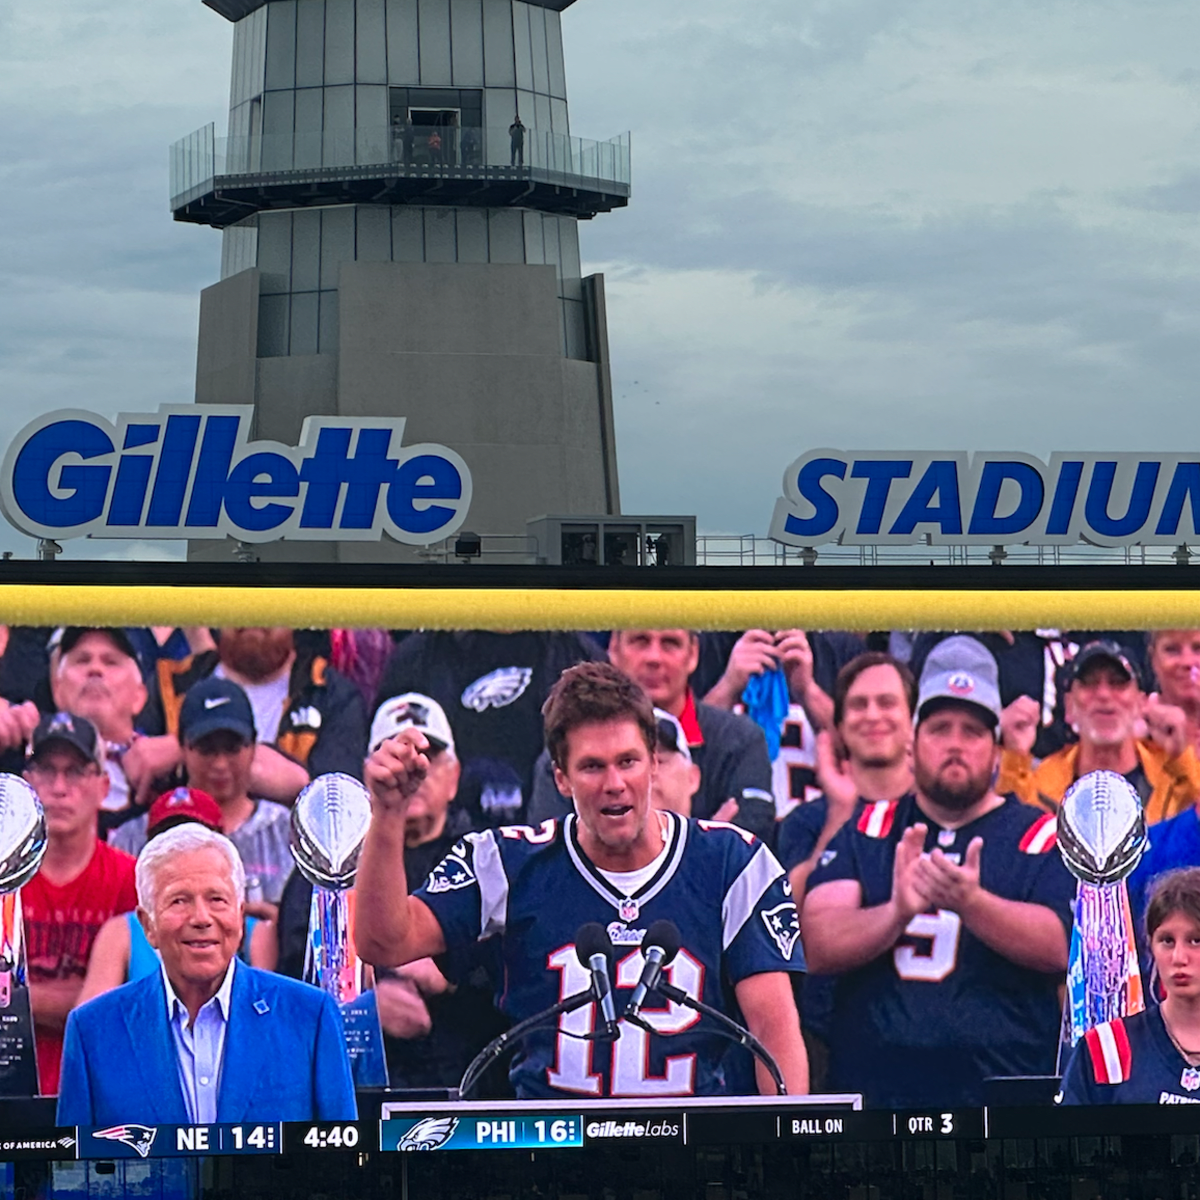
[163, 958, 236, 1124]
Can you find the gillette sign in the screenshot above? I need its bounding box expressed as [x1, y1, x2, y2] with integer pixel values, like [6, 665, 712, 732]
[0, 406, 472, 544]
[770, 451, 1200, 548]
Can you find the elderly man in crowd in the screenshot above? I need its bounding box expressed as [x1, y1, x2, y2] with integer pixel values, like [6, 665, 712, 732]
[21, 712, 137, 1095]
[998, 640, 1200, 824]
[57, 823, 356, 1125]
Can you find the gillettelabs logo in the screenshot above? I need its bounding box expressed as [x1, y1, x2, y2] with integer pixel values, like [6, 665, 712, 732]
[0, 406, 472, 545]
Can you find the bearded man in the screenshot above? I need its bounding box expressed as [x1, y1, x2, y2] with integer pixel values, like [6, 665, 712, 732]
[800, 636, 1076, 1109]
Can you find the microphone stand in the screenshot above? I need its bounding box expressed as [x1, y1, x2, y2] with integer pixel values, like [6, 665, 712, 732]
[627, 980, 787, 1097]
[456, 982, 616, 1100]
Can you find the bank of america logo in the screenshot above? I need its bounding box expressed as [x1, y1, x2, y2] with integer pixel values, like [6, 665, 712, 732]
[93, 1124, 158, 1158]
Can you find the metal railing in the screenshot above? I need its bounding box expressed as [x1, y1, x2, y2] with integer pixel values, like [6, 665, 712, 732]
[170, 122, 631, 210]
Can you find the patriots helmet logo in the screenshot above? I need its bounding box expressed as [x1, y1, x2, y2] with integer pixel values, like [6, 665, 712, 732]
[426, 851, 476, 894]
[399, 1116, 459, 1150]
[461, 667, 533, 713]
[93, 1124, 158, 1158]
[761, 902, 802, 961]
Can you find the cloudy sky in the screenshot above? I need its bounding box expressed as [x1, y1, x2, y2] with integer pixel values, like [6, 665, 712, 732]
[4, 0, 1200, 556]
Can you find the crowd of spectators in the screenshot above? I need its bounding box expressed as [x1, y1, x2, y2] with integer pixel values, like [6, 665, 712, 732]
[7, 621, 1200, 1107]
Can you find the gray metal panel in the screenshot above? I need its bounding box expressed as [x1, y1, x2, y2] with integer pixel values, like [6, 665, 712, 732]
[356, 207, 392, 260]
[563, 296, 586, 360]
[482, 0, 515, 87]
[291, 209, 323, 291]
[517, 88, 536, 128]
[256, 213, 293, 294]
[318, 291, 340, 353]
[294, 87, 324, 167]
[522, 211, 545, 264]
[356, 85, 390, 162]
[257, 293, 290, 357]
[487, 209, 524, 262]
[558, 217, 582, 298]
[455, 208, 488, 262]
[295, 0, 326, 87]
[533, 91, 550, 133]
[417, 0, 451, 83]
[392, 207, 425, 261]
[324, 0, 355, 85]
[356, 0, 388, 82]
[205, 0, 578, 16]
[549, 96, 567, 135]
[247, 6, 267, 100]
[542, 212, 562, 281]
[264, 0, 297, 90]
[291, 291, 320, 355]
[261, 89, 296, 170]
[484, 86, 515, 161]
[323, 84, 355, 166]
[529, 4, 549, 96]
[450, 0, 484, 86]
[320, 208, 356, 288]
[386, 0, 420, 83]
[221, 223, 259, 279]
[230, 14, 245, 106]
[512, 2, 534, 92]
[545, 8, 565, 99]
[423, 208, 457, 263]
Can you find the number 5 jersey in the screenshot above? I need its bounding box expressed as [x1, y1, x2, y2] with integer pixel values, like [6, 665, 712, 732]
[806, 793, 1076, 1108]
[415, 811, 804, 1099]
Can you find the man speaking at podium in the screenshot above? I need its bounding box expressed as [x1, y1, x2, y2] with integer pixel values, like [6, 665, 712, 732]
[356, 662, 808, 1099]
[57, 825, 356, 1126]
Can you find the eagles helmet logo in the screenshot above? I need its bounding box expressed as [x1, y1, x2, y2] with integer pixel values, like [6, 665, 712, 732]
[761, 902, 802, 961]
[398, 1116, 460, 1151]
[461, 667, 533, 712]
[93, 1125, 158, 1158]
[426, 851, 476, 894]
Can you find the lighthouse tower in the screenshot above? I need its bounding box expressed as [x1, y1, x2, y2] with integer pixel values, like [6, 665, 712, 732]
[173, 0, 628, 561]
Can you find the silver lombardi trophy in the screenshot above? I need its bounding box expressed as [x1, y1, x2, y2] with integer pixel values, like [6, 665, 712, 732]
[0, 775, 47, 1096]
[290, 772, 387, 1085]
[1057, 770, 1148, 1052]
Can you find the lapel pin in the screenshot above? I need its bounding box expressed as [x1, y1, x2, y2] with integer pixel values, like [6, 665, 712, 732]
[253, 999, 269, 1015]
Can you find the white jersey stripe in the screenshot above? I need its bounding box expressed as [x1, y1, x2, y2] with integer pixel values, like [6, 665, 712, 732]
[1095, 1021, 1123, 1084]
[1027, 818, 1057, 855]
[467, 829, 510, 937]
[865, 802, 887, 838]
[721, 843, 784, 951]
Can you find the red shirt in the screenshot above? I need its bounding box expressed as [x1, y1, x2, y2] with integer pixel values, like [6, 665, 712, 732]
[22, 840, 137, 1095]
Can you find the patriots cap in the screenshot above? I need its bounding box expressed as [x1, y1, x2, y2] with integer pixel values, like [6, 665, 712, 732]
[1071, 641, 1143, 690]
[178, 677, 256, 745]
[28, 711, 103, 767]
[147, 786, 223, 836]
[653, 708, 693, 765]
[916, 635, 1002, 729]
[53, 626, 139, 662]
[370, 692, 455, 756]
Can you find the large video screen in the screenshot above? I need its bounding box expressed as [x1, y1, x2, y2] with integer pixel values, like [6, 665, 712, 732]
[0, 573, 1198, 1163]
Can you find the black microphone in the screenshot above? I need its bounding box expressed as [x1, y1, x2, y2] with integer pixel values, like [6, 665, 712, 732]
[575, 922, 620, 1042]
[624, 919, 681, 1024]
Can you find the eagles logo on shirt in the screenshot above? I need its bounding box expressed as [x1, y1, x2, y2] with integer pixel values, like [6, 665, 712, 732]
[426, 850, 476, 894]
[761, 902, 801, 961]
[461, 667, 533, 712]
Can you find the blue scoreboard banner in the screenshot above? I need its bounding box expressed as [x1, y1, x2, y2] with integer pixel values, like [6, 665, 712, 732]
[382, 1112, 586, 1152]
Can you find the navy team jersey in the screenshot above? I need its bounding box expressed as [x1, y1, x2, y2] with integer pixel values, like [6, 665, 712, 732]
[807, 793, 1075, 1108]
[1058, 1007, 1200, 1105]
[415, 811, 804, 1099]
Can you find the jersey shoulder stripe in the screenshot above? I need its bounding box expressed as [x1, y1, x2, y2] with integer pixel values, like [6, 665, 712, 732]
[1019, 813, 1058, 855]
[857, 799, 899, 839]
[1084, 1018, 1132, 1084]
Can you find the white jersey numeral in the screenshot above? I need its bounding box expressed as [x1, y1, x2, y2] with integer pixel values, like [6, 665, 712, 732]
[893, 909, 962, 982]
[545, 945, 704, 1096]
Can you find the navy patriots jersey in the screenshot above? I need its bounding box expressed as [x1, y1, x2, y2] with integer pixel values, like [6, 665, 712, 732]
[415, 812, 803, 1099]
[1058, 1007, 1200, 1105]
[807, 793, 1075, 1108]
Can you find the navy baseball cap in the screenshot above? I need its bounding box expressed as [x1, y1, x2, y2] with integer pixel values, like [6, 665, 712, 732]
[1071, 641, 1143, 689]
[53, 627, 139, 661]
[28, 711, 103, 767]
[178, 677, 256, 745]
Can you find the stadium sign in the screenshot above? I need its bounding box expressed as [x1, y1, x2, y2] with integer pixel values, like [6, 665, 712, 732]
[770, 451, 1200, 549]
[0, 406, 472, 545]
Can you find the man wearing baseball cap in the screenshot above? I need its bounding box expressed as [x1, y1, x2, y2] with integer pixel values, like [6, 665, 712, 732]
[21, 711, 137, 1094]
[998, 639, 1200, 824]
[802, 635, 1076, 1109]
[110, 678, 294, 909]
[651, 709, 702, 817]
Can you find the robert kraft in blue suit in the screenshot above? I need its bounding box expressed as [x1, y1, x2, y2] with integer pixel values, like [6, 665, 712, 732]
[58, 823, 356, 1126]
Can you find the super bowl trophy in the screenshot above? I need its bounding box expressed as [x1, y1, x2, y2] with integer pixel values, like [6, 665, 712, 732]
[290, 773, 388, 1086]
[0, 775, 47, 1097]
[1057, 770, 1148, 1053]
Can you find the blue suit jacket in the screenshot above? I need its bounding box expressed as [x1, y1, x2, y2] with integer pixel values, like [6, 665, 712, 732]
[57, 965, 357, 1126]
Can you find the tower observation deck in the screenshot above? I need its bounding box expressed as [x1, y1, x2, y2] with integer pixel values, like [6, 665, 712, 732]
[175, 0, 626, 562]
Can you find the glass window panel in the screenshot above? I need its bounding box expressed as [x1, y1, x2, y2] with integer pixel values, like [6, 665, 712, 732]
[386, 0, 420, 83]
[423, 208, 457, 263]
[356, 207, 392, 261]
[257, 294, 290, 357]
[323, 84, 355, 166]
[356, 0, 388, 83]
[455, 208, 487, 263]
[522, 211, 544, 264]
[256, 211, 294, 294]
[529, 4, 548, 95]
[545, 9, 565, 98]
[318, 290, 340, 353]
[512, 1, 533, 92]
[291, 209, 322, 291]
[482, 0, 515, 87]
[290, 291, 320, 355]
[320, 207, 355, 289]
[324, 0, 355, 85]
[450, 0, 483, 87]
[392, 207, 425, 261]
[417, 0, 451, 84]
[295, 0, 326, 87]
[487, 209, 524, 263]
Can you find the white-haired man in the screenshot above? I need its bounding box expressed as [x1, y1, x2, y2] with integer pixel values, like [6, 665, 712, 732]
[57, 824, 356, 1125]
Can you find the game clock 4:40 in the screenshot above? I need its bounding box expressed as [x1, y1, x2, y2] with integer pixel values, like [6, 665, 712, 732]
[287, 1123, 365, 1152]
